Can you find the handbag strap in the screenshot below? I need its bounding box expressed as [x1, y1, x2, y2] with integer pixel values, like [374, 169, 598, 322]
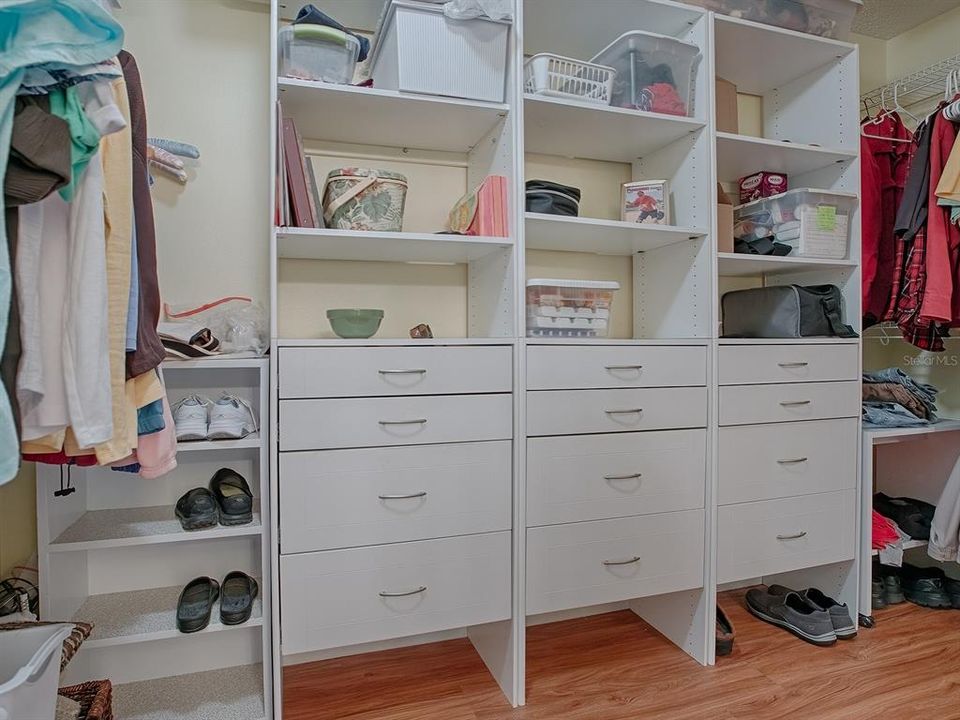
[323, 174, 378, 222]
[819, 293, 857, 338]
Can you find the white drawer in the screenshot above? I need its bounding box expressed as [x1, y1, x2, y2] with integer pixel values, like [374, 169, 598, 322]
[719, 381, 859, 426]
[526, 511, 704, 615]
[280, 442, 511, 553]
[719, 344, 859, 385]
[280, 532, 510, 654]
[719, 419, 857, 505]
[527, 345, 706, 390]
[527, 430, 705, 526]
[278, 345, 512, 398]
[279, 394, 512, 451]
[527, 387, 707, 437]
[717, 490, 857, 584]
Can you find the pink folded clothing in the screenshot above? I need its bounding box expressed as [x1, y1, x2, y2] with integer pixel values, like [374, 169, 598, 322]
[873, 510, 901, 550]
[138, 394, 177, 479]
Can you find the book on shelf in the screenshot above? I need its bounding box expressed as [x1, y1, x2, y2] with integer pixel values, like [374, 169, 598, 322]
[447, 175, 508, 237]
[281, 116, 316, 228]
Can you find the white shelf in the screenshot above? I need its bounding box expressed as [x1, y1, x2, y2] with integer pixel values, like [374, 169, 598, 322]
[113, 664, 264, 720]
[276, 337, 516, 347]
[715, 133, 857, 181]
[162, 356, 267, 371]
[719, 337, 859, 345]
[714, 15, 856, 95]
[865, 419, 960, 444]
[524, 96, 705, 162]
[277, 78, 508, 152]
[871, 539, 928, 557]
[525, 213, 705, 255]
[177, 434, 262, 453]
[523, 0, 704, 58]
[717, 252, 858, 277]
[526, 337, 709, 346]
[75, 583, 262, 648]
[276, 227, 511, 263]
[49, 506, 262, 552]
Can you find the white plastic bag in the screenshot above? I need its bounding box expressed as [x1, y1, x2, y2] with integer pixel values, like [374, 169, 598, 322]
[162, 297, 268, 356]
[444, 0, 513, 21]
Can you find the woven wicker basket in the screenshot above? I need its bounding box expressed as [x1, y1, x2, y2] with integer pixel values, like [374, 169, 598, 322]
[58, 680, 113, 720]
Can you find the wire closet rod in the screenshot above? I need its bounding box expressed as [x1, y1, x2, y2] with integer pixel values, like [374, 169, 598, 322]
[861, 52, 960, 113]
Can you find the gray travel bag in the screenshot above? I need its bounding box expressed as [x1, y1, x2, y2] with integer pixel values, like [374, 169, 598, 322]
[721, 284, 857, 339]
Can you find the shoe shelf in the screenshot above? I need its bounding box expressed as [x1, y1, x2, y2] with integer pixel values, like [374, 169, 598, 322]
[870, 539, 928, 558]
[177, 434, 263, 453]
[73, 582, 263, 648]
[278, 78, 509, 154]
[864, 419, 960, 445]
[525, 213, 707, 255]
[47, 504, 263, 552]
[112, 664, 266, 720]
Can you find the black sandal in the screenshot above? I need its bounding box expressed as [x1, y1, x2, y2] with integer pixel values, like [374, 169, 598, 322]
[220, 571, 258, 626]
[176, 577, 220, 633]
[175, 487, 219, 531]
[209, 468, 253, 526]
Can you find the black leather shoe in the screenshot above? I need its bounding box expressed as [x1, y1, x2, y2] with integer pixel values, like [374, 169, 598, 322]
[716, 604, 735, 656]
[209, 468, 254, 526]
[901, 564, 952, 608]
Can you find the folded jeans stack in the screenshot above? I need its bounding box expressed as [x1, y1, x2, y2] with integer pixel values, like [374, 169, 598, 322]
[862, 367, 939, 428]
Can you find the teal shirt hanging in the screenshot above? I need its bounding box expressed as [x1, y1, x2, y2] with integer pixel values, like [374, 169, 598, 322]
[48, 85, 102, 201]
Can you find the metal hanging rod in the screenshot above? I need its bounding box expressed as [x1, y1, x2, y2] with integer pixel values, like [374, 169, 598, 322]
[861, 53, 960, 114]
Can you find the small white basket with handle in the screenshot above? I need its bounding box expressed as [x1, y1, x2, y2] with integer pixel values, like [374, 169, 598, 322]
[524, 53, 616, 105]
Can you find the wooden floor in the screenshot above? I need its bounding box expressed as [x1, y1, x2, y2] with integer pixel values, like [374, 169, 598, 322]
[283, 591, 960, 720]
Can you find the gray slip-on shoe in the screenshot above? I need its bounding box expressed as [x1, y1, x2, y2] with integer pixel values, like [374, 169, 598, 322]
[768, 584, 857, 639]
[746, 587, 837, 646]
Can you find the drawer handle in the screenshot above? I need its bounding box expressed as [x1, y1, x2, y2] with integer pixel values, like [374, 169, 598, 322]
[378, 369, 427, 375]
[605, 408, 643, 415]
[379, 586, 427, 598]
[378, 491, 427, 500]
[779, 400, 811, 407]
[602, 556, 642, 567]
[605, 365, 643, 371]
[776, 457, 809, 465]
[379, 418, 428, 426]
[604, 472, 642, 481]
[776, 531, 808, 541]
[777, 362, 809, 368]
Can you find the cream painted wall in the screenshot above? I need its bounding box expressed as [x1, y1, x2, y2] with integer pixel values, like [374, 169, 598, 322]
[853, 32, 887, 93]
[117, 0, 271, 308]
[0, 465, 36, 578]
[885, 5, 960, 86]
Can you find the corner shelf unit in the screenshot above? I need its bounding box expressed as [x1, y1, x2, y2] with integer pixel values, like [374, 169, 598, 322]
[36, 357, 272, 720]
[267, 0, 862, 716]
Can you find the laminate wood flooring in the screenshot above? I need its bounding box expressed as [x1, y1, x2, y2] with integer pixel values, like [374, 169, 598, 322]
[283, 590, 960, 720]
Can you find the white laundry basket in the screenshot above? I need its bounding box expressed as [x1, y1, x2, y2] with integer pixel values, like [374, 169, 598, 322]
[0, 623, 73, 720]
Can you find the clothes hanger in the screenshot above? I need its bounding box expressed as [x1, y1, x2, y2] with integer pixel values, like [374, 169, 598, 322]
[862, 85, 913, 142]
[943, 69, 960, 121]
[891, 81, 920, 125]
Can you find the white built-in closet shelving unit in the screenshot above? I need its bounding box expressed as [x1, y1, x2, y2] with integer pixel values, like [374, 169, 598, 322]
[37, 357, 272, 720]
[267, 0, 861, 714]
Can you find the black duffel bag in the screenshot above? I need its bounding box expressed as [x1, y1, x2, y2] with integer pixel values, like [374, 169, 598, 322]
[525, 180, 581, 216]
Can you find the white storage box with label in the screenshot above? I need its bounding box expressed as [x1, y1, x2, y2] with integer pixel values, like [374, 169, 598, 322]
[371, 0, 510, 103]
[734, 189, 857, 259]
[591, 31, 701, 117]
[526, 279, 620, 338]
[278, 24, 361, 84]
[683, 0, 862, 41]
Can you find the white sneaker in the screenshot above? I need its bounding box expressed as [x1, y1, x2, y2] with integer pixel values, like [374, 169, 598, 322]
[172, 394, 211, 441]
[207, 393, 258, 440]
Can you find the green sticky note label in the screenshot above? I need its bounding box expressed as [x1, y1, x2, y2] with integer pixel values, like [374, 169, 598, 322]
[817, 205, 837, 231]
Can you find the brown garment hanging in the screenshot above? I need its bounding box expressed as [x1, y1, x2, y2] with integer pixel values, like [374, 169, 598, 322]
[2, 96, 72, 430]
[119, 50, 165, 377]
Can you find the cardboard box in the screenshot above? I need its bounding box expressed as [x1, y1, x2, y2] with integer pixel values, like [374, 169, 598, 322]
[715, 77, 738, 134]
[717, 183, 734, 253]
[739, 171, 788, 204]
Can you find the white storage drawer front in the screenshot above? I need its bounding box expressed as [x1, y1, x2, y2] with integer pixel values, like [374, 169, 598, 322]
[719, 381, 859, 426]
[278, 346, 512, 398]
[719, 344, 859, 385]
[719, 419, 857, 505]
[279, 394, 512, 451]
[527, 430, 705, 526]
[526, 511, 704, 615]
[280, 532, 510, 654]
[527, 387, 707, 436]
[280, 441, 511, 553]
[527, 345, 706, 390]
[717, 490, 857, 584]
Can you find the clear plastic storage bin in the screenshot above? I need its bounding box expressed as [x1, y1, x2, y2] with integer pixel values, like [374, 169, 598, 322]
[683, 0, 862, 40]
[526, 279, 620, 338]
[591, 31, 701, 117]
[278, 24, 360, 84]
[371, 0, 510, 103]
[735, 189, 857, 259]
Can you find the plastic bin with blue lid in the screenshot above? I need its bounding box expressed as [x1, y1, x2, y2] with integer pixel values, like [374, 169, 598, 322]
[591, 31, 701, 117]
[278, 24, 360, 84]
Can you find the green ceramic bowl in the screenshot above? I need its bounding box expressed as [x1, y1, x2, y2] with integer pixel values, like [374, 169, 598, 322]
[326, 308, 384, 339]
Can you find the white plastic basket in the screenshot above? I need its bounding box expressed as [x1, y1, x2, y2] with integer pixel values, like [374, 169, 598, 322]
[0, 624, 73, 720]
[524, 53, 616, 105]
